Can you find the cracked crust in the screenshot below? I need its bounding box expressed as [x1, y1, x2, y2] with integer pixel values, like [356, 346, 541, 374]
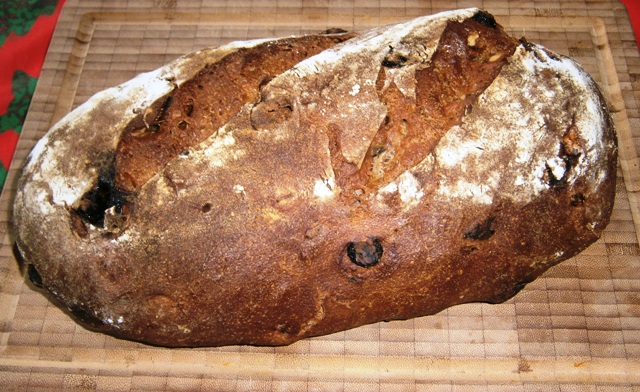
[13, 9, 617, 347]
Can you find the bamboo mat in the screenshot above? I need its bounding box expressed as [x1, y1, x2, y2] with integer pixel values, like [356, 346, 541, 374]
[1, 0, 640, 390]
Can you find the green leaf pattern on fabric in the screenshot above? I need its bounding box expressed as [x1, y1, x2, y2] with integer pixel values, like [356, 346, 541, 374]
[0, 70, 37, 134]
[0, 162, 7, 191]
[0, 162, 6, 191]
[0, 0, 58, 46]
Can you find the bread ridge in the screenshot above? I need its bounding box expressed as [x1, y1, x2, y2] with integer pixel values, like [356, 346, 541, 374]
[15, 38, 272, 214]
[13, 9, 617, 347]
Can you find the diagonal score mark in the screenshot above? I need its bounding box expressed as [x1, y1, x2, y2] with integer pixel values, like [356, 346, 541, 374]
[329, 12, 518, 201]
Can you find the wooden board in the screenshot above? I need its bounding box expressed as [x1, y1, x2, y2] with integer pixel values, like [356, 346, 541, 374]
[1, 0, 640, 390]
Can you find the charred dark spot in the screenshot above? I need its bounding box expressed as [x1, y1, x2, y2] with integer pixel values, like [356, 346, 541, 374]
[545, 163, 564, 188]
[179, 149, 190, 156]
[27, 264, 43, 288]
[382, 46, 409, 68]
[74, 166, 130, 228]
[464, 216, 495, 240]
[201, 203, 212, 213]
[382, 56, 408, 68]
[471, 10, 497, 28]
[562, 154, 580, 172]
[177, 120, 188, 130]
[347, 238, 384, 268]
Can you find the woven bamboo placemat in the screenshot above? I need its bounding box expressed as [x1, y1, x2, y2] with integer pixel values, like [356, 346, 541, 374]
[1, 0, 639, 390]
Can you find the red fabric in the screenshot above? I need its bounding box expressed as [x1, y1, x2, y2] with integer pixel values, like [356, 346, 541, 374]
[0, 130, 20, 170]
[0, 0, 65, 171]
[622, 0, 640, 53]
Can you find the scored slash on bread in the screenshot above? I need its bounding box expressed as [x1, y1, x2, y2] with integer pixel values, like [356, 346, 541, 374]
[13, 9, 617, 347]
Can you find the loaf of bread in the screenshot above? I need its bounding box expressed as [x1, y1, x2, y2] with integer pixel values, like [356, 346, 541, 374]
[13, 9, 617, 347]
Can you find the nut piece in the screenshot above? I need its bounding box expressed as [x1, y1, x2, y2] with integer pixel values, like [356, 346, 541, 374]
[467, 32, 480, 46]
[489, 53, 503, 62]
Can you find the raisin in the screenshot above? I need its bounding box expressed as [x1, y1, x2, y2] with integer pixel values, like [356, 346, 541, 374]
[382, 55, 408, 68]
[346, 238, 384, 267]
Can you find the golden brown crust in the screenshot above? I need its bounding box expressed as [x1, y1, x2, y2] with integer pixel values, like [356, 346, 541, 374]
[114, 33, 356, 193]
[13, 9, 617, 347]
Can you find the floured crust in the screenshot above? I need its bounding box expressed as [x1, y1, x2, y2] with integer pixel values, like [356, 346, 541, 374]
[13, 9, 617, 347]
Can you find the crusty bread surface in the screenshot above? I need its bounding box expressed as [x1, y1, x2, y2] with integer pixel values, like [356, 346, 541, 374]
[13, 8, 617, 347]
